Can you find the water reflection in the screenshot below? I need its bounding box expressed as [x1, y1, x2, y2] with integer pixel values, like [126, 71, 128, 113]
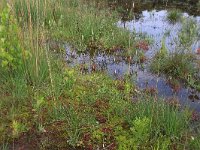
[118, 10, 200, 57]
[65, 45, 200, 111]
[106, 0, 200, 21]
[65, 3, 200, 111]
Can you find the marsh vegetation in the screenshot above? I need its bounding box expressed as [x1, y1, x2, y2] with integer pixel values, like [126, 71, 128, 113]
[0, 0, 200, 149]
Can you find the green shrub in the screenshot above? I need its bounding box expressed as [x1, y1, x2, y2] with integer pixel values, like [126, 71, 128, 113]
[0, 6, 29, 71]
[115, 117, 151, 150]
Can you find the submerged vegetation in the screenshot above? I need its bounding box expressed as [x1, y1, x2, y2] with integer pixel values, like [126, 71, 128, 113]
[0, 0, 200, 149]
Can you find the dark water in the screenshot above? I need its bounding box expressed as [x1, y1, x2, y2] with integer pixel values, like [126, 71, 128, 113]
[107, 0, 200, 21]
[65, 4, 200, 111]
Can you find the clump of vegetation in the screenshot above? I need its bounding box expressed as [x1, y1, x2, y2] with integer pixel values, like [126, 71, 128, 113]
[151, 52, 196, 80]
[167, 9, 182, 23]
[150, 46, 200, 91]
[13, 0, 136, 53]
[179, 18, 199, 51]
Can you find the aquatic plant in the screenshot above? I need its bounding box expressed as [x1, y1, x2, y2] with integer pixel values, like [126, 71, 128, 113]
[167, 9, 182, 23]
[179, 18, 199, 51]
[150, 50, 200, 90]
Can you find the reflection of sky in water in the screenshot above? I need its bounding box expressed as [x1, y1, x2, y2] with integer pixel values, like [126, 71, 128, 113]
[66, 45, 200, 112]
[118, 10, 200, 58]
[66, 10, 200, 111]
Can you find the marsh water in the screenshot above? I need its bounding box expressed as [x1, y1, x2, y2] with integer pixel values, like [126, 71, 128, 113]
[66, 1, 200, 111]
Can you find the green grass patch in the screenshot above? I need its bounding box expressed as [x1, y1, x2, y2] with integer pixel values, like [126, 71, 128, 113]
[1, 66, 199, 149]
[150, 51, 200, 91]
[167, 9, 182, 23]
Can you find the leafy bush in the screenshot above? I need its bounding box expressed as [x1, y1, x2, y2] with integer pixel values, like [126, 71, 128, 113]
[0, 6, 29, 71]
[115, 117, 151, 149]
